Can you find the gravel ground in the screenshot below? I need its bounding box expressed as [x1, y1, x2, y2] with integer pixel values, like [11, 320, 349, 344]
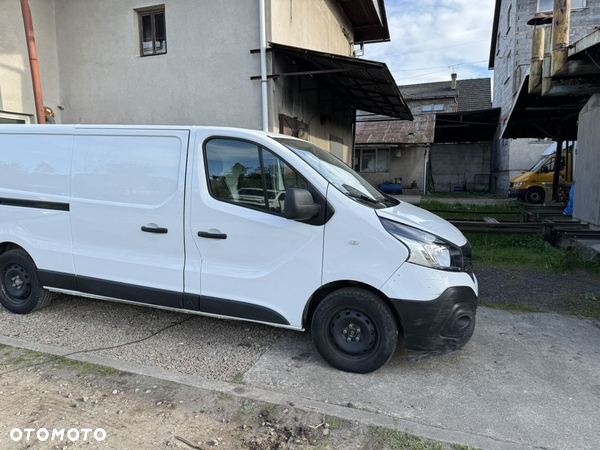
[477, 265, 600, 313]
[0, 293, 287, 381]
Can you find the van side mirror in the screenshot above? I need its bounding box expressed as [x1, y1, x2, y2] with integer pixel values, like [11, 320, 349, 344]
[284, 188, 320, 221]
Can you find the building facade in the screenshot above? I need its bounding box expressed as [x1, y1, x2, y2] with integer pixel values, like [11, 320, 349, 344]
[489, 0, 600, 193]
[355, 75, 496, 194]
[0, 0, 404, 164]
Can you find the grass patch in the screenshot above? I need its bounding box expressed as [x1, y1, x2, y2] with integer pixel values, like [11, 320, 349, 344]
[424, 193, 504, 200]
[453, 446, 480, 450]
[324, 415, 349, 431]
[480, 302, 539, 313]
[420, 199, 524, 221]
[230, 372, 245, 384]
[218, 392, 233, 401]
[53, 357, 120, 377]
[563, 293, 600, 320]
[465, 233, 600, 275]
[369, 427, 445, 450]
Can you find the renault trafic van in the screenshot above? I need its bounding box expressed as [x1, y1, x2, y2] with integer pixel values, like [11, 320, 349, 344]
[0, 125, 478, 373]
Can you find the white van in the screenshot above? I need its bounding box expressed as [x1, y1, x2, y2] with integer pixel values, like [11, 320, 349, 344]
[0, 125, 478, 373]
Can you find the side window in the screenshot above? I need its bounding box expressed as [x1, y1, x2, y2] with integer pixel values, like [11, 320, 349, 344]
[262, 149, 307, 214]
[204, 139, 307, 215]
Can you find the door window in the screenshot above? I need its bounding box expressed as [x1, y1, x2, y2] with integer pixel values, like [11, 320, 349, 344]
[205, 139, 307, 215]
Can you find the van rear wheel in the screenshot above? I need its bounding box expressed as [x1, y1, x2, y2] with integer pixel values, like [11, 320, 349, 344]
[0, 250, 52, 314]
[311, 288, 398, 373]
[525, 187, 545, 204]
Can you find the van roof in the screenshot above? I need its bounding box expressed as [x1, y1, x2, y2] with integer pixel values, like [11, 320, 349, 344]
[0, 124, 289, 140]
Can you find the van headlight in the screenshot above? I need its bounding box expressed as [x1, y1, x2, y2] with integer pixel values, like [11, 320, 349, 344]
[380, 218, 462, 271]
[512, 182, 523, 188]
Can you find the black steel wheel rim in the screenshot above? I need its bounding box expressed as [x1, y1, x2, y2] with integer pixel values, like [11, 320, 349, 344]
[2, 263, 31, 303]
[328, 308, 377, 355]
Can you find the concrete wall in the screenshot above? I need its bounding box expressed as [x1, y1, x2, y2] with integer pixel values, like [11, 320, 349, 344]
[0, 0, 61, 123]
[357, 146, 427, 192]
[54, 0, 262, 128]
[430, 143, 491, 192]
[491, 0, 600, 194]
[270, 57, 354, 163]
[573, 94, 600, 227]
[269, 0, 353, 56]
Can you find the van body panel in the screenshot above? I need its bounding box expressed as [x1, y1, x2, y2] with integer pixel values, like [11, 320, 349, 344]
[376, 201, 467, 247]
[186, 129, 326, 328]
[69, 127, 189, 299]
[0, 128, 75, 276]
[381, 261, 478, 302]
[322, 186, 409, 290]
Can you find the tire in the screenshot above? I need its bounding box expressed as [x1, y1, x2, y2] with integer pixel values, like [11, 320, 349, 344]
[311, 288, 398, 373]
[0, 250, 53, 314]
[525, 187, 545, 204]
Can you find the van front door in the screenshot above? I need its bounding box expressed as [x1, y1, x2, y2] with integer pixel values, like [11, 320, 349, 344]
[70, 128, 189, 307]
[187, 137, 324, 328]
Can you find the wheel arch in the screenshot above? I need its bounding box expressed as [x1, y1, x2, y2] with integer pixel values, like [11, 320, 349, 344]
[303, 280, 403, 333]
[525, 186, 545, 204]
[0, 241, 28, 256]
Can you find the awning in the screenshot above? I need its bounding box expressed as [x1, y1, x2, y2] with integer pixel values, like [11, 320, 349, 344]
[434, 108, 501, 143]
[266, 43, 413, 120]
[335, 0, 390, 43]
[502, 76, 589, 141]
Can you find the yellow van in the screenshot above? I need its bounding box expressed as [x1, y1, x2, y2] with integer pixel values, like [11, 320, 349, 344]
[509, 145, 573, 204]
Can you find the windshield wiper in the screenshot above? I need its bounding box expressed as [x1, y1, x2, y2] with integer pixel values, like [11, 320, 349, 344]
[347, 193, 381, 204]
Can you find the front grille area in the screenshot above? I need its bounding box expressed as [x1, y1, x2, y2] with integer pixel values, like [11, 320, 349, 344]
[461, 242, 474, 278]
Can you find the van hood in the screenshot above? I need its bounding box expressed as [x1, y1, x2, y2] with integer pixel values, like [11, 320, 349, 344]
[511, 172, 534, 184]
[376, 201, 467, 247]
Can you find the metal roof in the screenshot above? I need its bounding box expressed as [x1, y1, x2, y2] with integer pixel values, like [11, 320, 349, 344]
[434, 108, 501, 143]
[502, 76, 589, 140]
[335, 0, 390, 43]
[269, 43, 413, 120]
[355, 114, 434, 145]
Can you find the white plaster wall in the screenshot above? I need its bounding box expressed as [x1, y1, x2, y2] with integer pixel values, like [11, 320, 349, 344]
[54, 0, 262, 128]
[269, 0, 353, 56]
[0, 0, 61, 122]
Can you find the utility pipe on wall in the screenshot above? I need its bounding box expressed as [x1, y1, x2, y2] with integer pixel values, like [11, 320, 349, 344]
[259, 0, 268, 132]
[20, 0, 45, 124]
[529, 27, 546, 95]
[551, 0, 571, 77]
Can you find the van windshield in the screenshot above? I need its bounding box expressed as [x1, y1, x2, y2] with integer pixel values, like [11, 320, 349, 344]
[274, 137, 397, 208]
[529, 157, 549, 173]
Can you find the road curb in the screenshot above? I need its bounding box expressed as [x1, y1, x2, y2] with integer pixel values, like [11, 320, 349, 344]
[0, 334, 532, 450]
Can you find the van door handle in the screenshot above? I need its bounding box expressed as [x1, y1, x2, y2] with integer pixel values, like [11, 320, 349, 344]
[198, 231, 227, 240]
[141, 226, 168, 234]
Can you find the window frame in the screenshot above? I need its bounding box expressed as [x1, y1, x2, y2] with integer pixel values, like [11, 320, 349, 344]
[506, 4, 512, 34]
[202, 136, 309, 219]
[0, 111, 31, 124]
[537, 0, 586, 11]
[422, 104, 434, 113]
[138, 7, 167, 57]
[355, 148, 390, 173]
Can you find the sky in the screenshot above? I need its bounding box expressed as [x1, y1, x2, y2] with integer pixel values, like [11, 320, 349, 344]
[365, 0, 496, 86]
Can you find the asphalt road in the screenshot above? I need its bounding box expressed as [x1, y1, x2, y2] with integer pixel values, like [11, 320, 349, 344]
[1, 293, 599, 450]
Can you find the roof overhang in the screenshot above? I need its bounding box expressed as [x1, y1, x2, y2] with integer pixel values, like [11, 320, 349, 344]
[434, 108, 501, 143]
[355, 114, 435, 145]
[488, 0, 502, 69]
[336, 0, 390, 43]
[502, 76, 589, 140]
[267, 43, 413, 120]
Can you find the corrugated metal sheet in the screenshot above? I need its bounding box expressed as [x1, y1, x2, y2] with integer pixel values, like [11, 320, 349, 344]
[355, 114, 435, 145]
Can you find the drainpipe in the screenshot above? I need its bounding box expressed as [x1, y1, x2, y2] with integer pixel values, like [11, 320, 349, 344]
[259, 0, 268, 132]
[551, 0, 571, 77]
[20, 0, 45, 124]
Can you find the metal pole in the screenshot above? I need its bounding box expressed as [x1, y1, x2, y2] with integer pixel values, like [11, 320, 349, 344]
[259, 0, 268, 132]
[20, 0, 45, 124]
[552, 140, 562, 201]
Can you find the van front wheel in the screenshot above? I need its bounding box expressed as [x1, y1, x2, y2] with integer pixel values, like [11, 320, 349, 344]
[311, 288, 398, 373]
[0, 250, 52, 314]
[525, 187, 545, 204]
